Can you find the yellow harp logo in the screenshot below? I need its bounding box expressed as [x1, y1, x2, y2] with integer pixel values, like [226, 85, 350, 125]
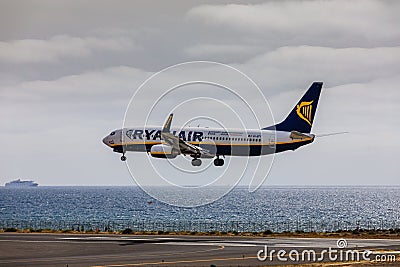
[296, 101, 313, 125]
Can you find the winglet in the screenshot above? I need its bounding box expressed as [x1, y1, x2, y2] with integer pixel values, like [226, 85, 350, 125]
[162, 113, 173, 133]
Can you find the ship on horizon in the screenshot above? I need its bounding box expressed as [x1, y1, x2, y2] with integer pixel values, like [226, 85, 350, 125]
[5, 179, 39, 188]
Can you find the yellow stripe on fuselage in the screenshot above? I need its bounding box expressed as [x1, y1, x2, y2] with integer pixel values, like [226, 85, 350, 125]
[109, 138, 313, 147]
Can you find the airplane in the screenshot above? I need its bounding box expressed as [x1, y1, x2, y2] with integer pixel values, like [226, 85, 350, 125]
[103, 82, 323, 167]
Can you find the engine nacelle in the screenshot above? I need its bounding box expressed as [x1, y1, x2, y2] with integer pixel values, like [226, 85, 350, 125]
[150, 144, 179, 159]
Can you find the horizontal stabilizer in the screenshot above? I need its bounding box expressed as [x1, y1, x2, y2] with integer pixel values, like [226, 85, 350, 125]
[290, 131, 314, 140]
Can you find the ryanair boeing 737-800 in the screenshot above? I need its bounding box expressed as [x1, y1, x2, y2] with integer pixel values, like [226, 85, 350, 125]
[103, 82, 323, 167]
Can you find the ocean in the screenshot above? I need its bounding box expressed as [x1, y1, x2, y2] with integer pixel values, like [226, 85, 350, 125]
[1, 186, 399, 232]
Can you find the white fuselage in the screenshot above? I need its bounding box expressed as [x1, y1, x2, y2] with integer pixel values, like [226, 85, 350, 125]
[102, 126, 314, 157]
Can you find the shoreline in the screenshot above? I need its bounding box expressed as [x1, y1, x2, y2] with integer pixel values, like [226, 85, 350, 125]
[2, 228, 400, 239]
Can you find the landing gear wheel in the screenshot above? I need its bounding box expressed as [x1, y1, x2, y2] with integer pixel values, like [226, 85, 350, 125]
[214, 158, 224, 166]
[121, 155, 127, 161]
[191, 158, 202, 166]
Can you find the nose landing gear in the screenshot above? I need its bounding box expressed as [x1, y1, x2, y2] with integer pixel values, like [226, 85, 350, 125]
[121, 154, 127, 161]
[191, 158, 202, 166]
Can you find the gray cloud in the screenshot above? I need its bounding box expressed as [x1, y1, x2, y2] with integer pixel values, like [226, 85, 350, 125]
[0, 35, 134, 64]
[184, 44, 264, 62]
[0, 0, 398, 186]
[188, 1, 400, 47]
[240, 46, 400, 95]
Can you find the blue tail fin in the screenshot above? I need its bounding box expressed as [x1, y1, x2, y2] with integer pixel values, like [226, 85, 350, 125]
[263, 82, 323, 133]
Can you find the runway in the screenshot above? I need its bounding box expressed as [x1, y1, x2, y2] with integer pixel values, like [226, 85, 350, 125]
[0, 233, 399, 266]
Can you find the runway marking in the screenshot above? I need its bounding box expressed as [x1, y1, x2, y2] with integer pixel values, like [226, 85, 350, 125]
[0, 239, 121, 244]
[61, 237, 181, 241]
[91, 248, 400, 267]
[156, 241, 257, 247]
[0, 245, 225, 265]
[93, 249, 389, 267]
[92, 255, 258, 267]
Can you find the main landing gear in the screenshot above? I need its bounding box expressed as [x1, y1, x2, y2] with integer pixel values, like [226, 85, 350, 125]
[191, 156, 224, 167]
[191, 158, 202, 166]
[214, 156, 224, 166]
[120, 154, 127, 161]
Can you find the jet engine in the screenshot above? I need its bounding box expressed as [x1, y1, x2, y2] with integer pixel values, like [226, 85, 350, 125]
[150, 144, 179, 159]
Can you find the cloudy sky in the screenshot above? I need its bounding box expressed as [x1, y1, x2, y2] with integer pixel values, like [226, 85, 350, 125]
[0, 0, 399, 186]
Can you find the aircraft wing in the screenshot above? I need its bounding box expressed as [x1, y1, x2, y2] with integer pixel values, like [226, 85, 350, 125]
[161, 114, 214, 158]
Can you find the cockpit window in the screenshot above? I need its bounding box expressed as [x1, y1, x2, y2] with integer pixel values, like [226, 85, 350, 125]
[110, 131, 115, 136]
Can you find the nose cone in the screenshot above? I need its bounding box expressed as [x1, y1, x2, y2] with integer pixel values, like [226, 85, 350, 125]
[103, 131, 117, 147]
[102, 136, 110, 146]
